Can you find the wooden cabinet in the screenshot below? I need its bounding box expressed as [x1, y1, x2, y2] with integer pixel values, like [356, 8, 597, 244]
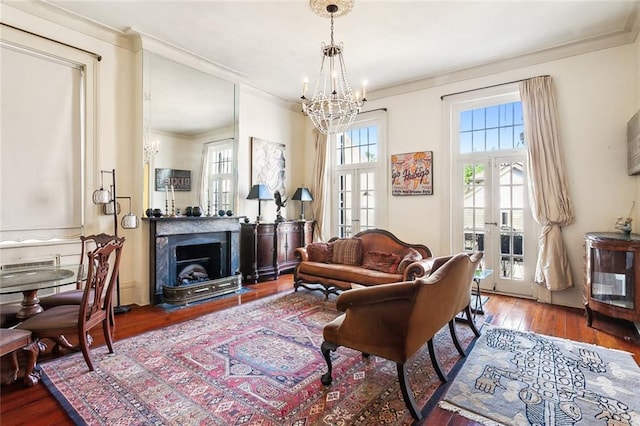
[241, 221, 314, 283]
[584, 232, 640, 327]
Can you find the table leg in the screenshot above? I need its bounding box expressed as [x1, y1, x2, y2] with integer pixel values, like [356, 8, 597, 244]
[22, 339, 45, 387]
[16, 290, 44, 320]
[470, 278, 485, 316]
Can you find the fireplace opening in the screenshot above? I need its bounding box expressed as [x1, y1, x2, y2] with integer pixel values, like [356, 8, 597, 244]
[175, 243, 221, 286]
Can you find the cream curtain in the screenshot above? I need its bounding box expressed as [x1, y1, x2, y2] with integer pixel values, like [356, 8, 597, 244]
[310, 131, 329, 241]
[519, 76, 575, 291]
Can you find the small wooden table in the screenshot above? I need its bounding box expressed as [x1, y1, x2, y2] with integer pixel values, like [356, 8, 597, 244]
[470, 269, 493, 318]
[0, 328, 44, 386]
[0, 264, 83, 319]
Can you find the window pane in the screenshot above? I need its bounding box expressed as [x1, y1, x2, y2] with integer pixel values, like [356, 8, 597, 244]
[486, 106, 499, 128]
[460, 110, 472, 132]
[460, 132, 472, 153]
[472, 109, 485, 130]
[473, 130, 485, 152]
[499, 103, 513, 126]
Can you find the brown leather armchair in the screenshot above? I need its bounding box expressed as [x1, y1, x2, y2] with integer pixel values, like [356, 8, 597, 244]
[320, 251, 483, 421]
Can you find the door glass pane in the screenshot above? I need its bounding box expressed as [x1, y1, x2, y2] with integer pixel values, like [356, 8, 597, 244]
[360, 172, 375, 230]
[497, 160, 524, 282]
[337, 174, 352, 238]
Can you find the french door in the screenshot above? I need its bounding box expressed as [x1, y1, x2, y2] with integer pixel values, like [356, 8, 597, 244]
[457, 154, 535, 297]
[334, 169, 376, 238]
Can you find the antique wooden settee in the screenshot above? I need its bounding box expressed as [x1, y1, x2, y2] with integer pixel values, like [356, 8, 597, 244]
[293, 229, 434, 297]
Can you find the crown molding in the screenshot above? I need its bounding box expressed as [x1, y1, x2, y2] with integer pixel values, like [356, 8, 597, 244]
[131, 29, 245, 86]
[2, 1, 136, 51]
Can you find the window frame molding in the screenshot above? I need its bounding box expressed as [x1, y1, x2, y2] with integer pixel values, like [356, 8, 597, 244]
[328, 110, 388, 235]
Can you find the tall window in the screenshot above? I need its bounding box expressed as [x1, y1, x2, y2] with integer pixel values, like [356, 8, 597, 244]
[202, 139, 235, 213]
[451, 90, 534, 297]
[1, 33, 96, 243]
[331, 112, 387, 237]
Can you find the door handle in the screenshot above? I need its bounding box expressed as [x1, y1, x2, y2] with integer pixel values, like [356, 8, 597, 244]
[484, 222, 498, 226]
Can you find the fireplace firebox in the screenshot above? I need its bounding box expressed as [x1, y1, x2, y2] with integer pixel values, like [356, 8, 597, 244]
[146, 216, 241, 305]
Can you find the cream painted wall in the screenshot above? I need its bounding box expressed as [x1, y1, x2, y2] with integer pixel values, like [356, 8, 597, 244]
[237, 89, 306, 223]
[0, 4, 143, 304]
[321, 43, 637, 308]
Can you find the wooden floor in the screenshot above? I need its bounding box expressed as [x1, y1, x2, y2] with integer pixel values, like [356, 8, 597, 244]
[1, 275, 638, 426]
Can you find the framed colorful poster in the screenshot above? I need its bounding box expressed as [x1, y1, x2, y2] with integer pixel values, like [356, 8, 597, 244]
[391, 151, 433, 195]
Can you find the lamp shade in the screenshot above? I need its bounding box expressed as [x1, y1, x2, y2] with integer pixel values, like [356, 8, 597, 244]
[247, 184, 274, 200]
[291, 187, 313, 202]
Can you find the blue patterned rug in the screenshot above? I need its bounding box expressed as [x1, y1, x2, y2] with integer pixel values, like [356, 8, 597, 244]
[439, 325, 640, 425]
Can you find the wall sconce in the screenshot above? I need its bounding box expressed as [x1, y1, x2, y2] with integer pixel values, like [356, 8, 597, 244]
[92, 169, 139, 313]
[291, 187, 314, 220]
[246, 184, 273, 223]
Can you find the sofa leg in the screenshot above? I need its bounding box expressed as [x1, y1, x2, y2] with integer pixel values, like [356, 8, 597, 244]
[397, 362, 422, 421]
[320, 341, 337, 386]
[449, 320, 466, 357]
[427, 338, 447, 382]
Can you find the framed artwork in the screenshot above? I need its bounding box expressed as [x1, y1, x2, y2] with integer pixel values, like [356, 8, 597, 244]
[155, 168, 191, 191]
[251, 137, 286, 195]
[391, 151, 433, 195]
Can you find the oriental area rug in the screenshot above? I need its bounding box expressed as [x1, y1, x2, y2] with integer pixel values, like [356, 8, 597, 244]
[438, 325, 640, 425]
[41, 291, 479, 425]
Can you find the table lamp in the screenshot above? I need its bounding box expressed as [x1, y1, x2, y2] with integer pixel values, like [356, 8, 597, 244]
[292, 187, 313, 220]
[247, 184, 273, 222]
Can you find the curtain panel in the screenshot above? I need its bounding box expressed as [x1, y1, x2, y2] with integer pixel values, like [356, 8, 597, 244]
[519, 76, 575, 291]
[310, 131, 328, 241]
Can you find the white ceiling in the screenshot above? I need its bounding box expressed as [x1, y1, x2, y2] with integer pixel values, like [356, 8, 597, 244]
[39, 0, 639, 104]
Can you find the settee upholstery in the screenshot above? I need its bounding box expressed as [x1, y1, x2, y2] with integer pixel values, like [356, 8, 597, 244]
[294, 229, 433, 297]
[320, 251, 484, 420]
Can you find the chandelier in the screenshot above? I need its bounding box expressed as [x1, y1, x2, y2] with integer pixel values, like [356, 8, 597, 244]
[301, 0, 366, 135]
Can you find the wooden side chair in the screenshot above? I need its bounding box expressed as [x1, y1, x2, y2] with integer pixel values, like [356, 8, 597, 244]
[16, 236, 125, 371]
[40, 233, 116, 309]
[0, 328, 45, 386]
[320, 251, 483, 421]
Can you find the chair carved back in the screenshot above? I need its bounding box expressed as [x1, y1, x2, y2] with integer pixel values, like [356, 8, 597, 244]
[76, 233, 119, 290]
[79, 236, 125, 325]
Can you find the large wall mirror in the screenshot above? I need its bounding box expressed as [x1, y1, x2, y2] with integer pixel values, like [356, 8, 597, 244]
[142, 50, 238, 216]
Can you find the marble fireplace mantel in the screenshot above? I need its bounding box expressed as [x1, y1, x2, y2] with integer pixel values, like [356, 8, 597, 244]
[146, 216, 242, 305]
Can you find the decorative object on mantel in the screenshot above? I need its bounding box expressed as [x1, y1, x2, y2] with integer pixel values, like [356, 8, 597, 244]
[291, 187, 313, 220]
[615, 201, 635, 235]
[92, 169, 139, 314]
[274, 190, 288, 222]
[246, 184, 273, 223]
[301, 0, 366, 135]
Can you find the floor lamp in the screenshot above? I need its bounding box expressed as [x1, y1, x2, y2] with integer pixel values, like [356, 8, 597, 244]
[92, 169, 139, 314]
